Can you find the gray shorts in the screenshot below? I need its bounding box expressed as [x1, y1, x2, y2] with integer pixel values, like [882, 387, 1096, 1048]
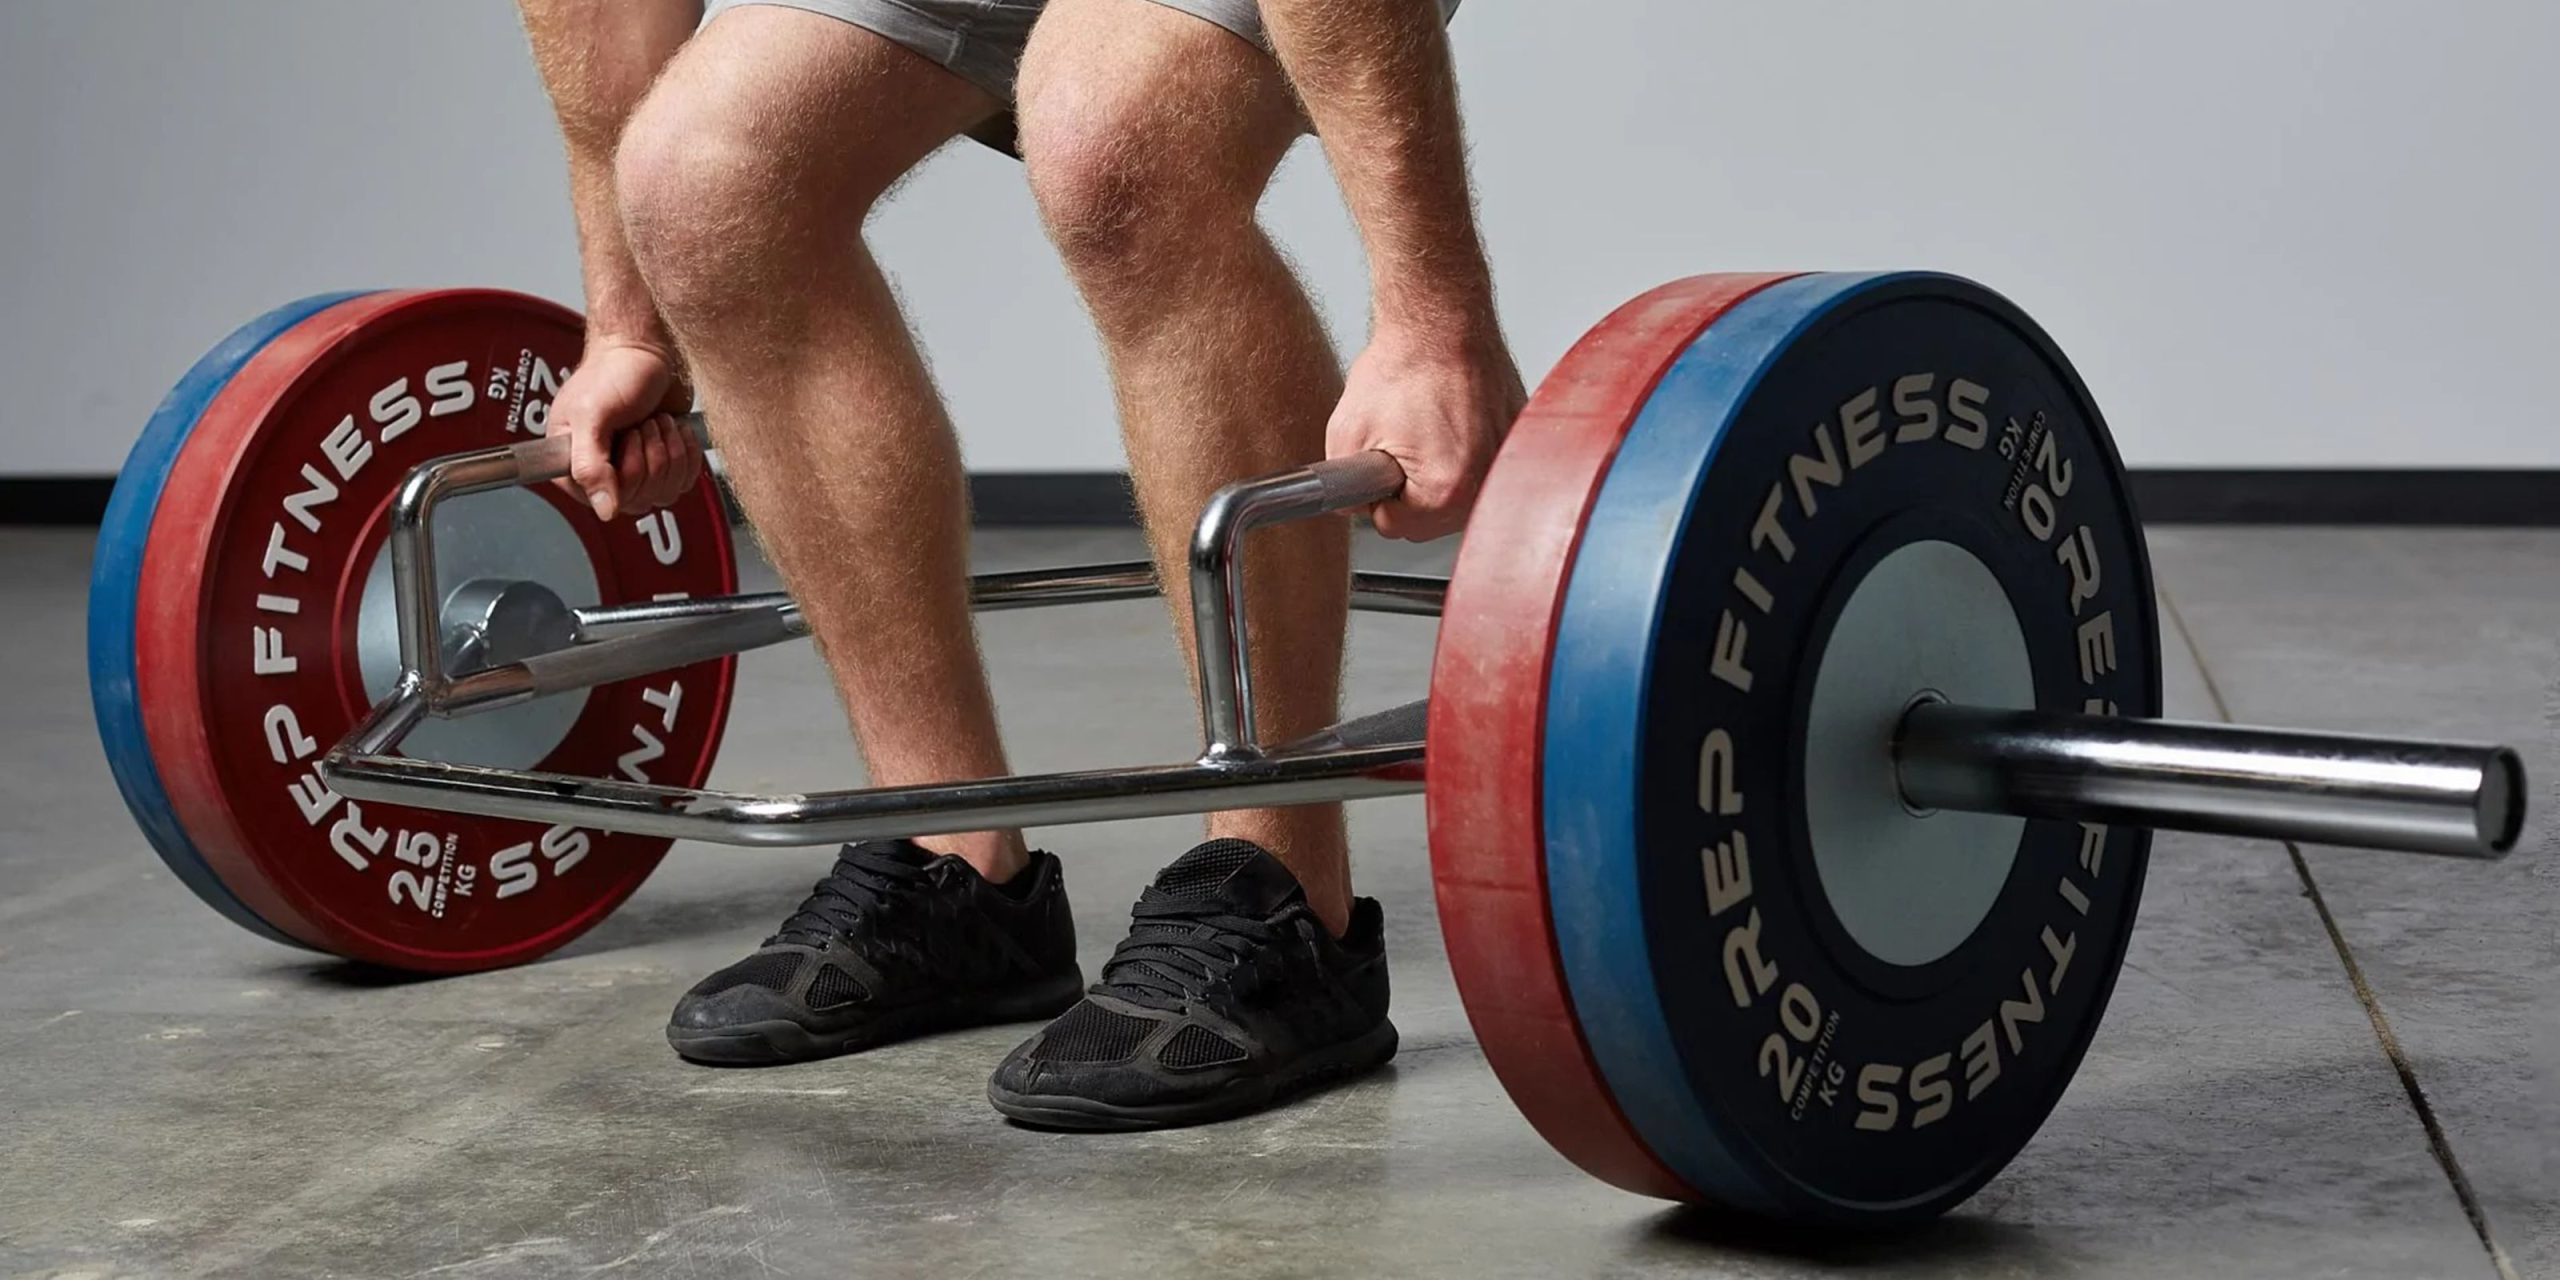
[701, 0, 1456, 106]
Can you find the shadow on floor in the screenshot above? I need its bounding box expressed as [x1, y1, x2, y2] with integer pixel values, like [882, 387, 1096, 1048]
[284, 960, 446, 990]
[240, 878, 801, 987]
[1642, 1204, 2054, 1271]
[549, 881, 810, 961]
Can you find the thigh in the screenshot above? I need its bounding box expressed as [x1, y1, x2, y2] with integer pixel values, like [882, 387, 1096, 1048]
[645, 3, 1005, 209]
[1016, 0, 1306, 190]
[1136, 0, 1464, 51]
[705, 0, 1045, 104]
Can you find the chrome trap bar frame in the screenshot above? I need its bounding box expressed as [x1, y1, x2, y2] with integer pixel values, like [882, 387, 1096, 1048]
[320, 433, 2524, 860]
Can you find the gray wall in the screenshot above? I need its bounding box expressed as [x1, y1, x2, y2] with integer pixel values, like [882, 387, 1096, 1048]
[5, 0, 2555, 479]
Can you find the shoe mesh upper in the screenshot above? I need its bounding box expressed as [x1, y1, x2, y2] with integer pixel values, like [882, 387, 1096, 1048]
[805, 963, 869, 1010]
[1159, 1024, 1248, 1070]
[1149, 838, 1263, 897]
[1034, 1001, 1156, 1063]
[693, 951, 804, 997]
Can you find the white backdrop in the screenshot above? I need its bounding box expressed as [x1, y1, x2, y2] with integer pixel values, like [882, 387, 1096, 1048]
[4, 0, 2555, 477]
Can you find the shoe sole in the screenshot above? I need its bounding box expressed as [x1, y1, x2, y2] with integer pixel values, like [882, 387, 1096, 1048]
[986, 1020, 1400, 1131]
[667, 969, 1086, 1066]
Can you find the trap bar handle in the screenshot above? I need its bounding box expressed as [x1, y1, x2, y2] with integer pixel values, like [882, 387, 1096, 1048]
[396, 432, 1430, 719]
[1190, 450, 1406, 761]
[387, 418, 716, 705]
[1897, 703, 2526, 859]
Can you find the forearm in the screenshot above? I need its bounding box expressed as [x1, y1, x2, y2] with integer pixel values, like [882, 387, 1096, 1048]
[518, 0, 700, 347]
[1259, 0, 1494, 334]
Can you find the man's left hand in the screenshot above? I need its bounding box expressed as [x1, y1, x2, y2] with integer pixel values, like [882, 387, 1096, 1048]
[1325, 321, 1527, 542]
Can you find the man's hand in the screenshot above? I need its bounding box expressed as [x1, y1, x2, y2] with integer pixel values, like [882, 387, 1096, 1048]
[1325, 322, 1526, 542]
[547, 338, 704, 522]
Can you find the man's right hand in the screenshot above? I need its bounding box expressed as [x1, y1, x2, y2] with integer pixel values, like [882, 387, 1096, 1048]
[547, 338, 705, 522]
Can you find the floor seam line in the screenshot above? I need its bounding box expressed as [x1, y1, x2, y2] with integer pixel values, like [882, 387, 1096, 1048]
[2158, 587, 2517, 1280]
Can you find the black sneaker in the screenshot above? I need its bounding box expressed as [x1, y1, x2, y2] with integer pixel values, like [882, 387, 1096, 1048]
[666, 839, 1083, 1065]
[986, 838, 1396, 1130]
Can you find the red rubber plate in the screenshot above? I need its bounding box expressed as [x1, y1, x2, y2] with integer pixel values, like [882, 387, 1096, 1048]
[136, 290, 738, 972]
[1427, 273, 1798, 1199]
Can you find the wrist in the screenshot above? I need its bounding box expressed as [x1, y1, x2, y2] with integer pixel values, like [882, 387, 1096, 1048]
[572, 331, 693, 410]
[583, 331, 679, 362]
[574, 254, 676, 361]
[1371, 299, 1506, 364]
[578, 288, 677, 360]
[1373, 270, 1501, 346]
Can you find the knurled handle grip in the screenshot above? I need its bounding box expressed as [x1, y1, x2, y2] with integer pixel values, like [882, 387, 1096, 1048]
[1304, 450, 1408, 513]
[504, 413, 714, 486]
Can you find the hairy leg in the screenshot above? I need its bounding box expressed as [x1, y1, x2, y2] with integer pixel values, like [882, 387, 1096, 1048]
[617, 7, 1028, 879]
[1018, 0, 1356, 932]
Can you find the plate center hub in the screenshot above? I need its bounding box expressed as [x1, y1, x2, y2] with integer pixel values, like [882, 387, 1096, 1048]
[1803, 538, 2034, 968]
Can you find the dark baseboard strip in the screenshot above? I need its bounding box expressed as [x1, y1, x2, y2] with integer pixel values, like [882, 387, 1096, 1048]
[10, 470, 2554, 528]
[968, 472, 1136, 527]
[2129, 470, 2560, 525]
[1, 478, 116, 525]
[970, 469, 2560, 528]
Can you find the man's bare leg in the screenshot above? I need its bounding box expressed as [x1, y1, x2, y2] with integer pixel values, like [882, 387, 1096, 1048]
[1018, 0, 1356, 934]
[616, 7, 1028, 880]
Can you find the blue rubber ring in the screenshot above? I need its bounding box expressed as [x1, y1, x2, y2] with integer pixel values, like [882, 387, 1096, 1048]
[88, 292, 372, 949]
[1540, 272, 1915, 1208]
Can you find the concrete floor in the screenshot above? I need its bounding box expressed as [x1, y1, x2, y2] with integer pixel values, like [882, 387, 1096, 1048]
[1, 523, 2553, 1278]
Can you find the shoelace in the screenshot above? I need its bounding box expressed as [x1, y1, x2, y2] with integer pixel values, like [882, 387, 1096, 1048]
[1094, 891, 1287, 1013]
[768, 845, 944, 949]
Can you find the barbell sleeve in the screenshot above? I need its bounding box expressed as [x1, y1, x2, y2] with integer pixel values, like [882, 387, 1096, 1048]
[1895, 703, 2526, 859]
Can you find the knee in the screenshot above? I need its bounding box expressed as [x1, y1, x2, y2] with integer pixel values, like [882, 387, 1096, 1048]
[615, 101, 755, 320]
[1019, 85, 1258, 280]
[614, 93, 889, 324]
